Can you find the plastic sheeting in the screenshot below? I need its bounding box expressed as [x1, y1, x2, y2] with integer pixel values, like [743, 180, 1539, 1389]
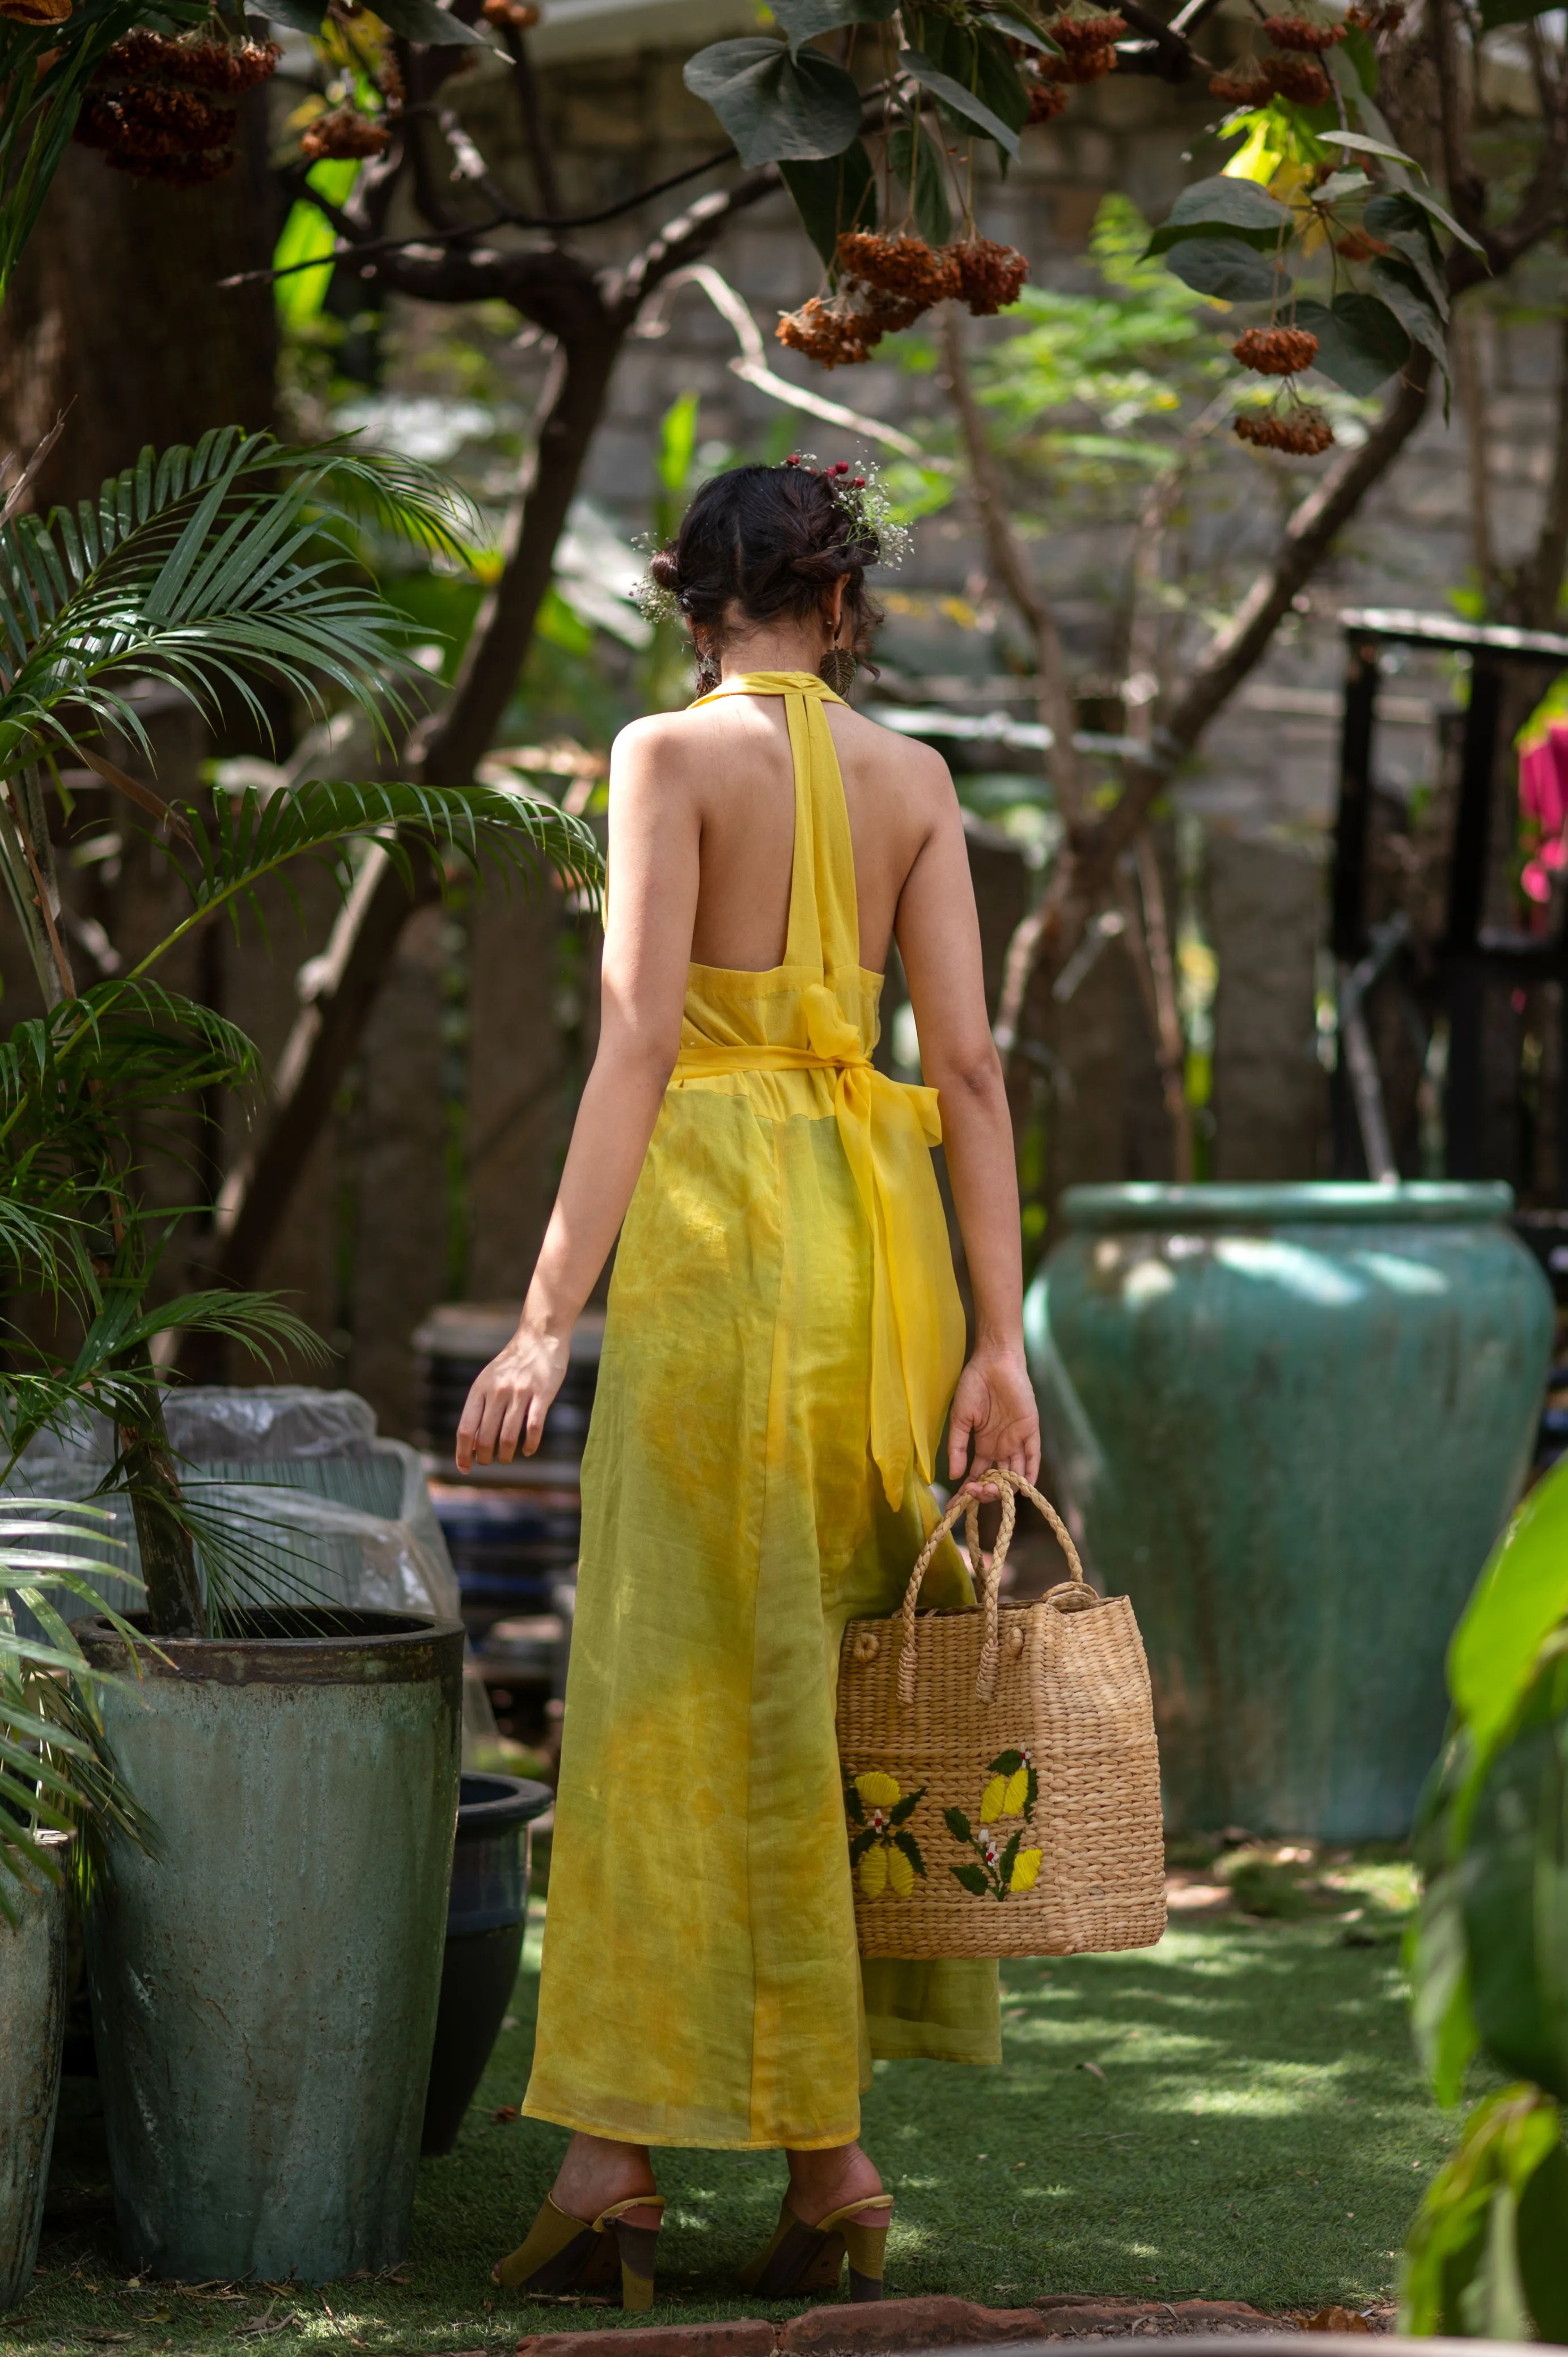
[10, 1387, 459, 1623]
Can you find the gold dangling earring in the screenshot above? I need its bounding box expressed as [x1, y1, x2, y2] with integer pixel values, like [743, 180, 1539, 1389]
[819, 615, 858, 697]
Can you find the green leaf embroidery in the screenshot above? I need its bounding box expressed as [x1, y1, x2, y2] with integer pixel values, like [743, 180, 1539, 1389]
[952, 1863, 991, 1897]
[843, 1778, 866, 1826]
[996, 1828, 1024, 1898]
[889, 1784, 926, 1826]
[849, 1827, 878, 1865]
[1025, 1766, 1039, 1817]
[894, 1829, 927, 1876]
[944, 1805, 973, 1844]
[990, 1749, 1024, 1775]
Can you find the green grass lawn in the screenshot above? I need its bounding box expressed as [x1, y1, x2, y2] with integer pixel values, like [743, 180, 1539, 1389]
[7, 1862, 1455, 2355]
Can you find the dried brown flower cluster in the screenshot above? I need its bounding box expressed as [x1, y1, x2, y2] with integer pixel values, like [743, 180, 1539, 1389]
[0, 0, 70, 24]
[1027, 75, 1070, 120]
[1333, 228, 1387, 261]
[1232, 324, 1319, 376]
[1208, 57, 1269, 102]
[952, 236, 1029, 314]
[1263, 12, 1345, 48]
[1039, 40, 1118, 81]
[75, 84, 235, 176]
[783, 235, 1030, 367]
[302, 104, 390, 160]
[837, 230, 961, 305]
[96, 29, 280, 88]
[480, 0, 541, 25]
[1235, 407, 1335, 454]
[1260, 50, 1330, 101]
[75, 30, 278, 180]
[1345, 0, 1405, 32]
[1051, 10, 1127, 45]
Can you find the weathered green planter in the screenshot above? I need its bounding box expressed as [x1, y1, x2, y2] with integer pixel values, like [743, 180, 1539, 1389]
[0, 1833, 69, 2312]
[79, 1609, 463, 2284]
[1027, 1183, 1553, 1840]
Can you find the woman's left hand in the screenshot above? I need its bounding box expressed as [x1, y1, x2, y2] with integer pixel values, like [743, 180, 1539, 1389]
[947, 1339, 1040, 1497]
[456, 1323, 570, 1471]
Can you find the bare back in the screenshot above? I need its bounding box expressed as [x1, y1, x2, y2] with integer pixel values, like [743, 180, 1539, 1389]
[628, 692, 951, 975]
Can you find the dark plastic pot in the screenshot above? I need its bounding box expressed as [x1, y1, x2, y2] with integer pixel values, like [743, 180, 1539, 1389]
[421, 1771, 552, 2155]
[79, 1607, 463, 2284]
[1, 1831, 69, 2311]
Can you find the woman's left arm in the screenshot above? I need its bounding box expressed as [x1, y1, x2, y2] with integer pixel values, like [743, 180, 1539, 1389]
[456, 720, 700, 1470]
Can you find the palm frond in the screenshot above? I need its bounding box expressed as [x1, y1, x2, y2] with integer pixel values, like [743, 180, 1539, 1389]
[0, 1494, 151, 1918]
[135, 778, 604, 972]
[0, 433, 477, 776]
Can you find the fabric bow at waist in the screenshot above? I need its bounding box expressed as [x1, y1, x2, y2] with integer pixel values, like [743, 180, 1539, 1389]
[673, 982, 965, 1508]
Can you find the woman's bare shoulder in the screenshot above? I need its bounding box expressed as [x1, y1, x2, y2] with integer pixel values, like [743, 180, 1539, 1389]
[833, 704, 957, 809]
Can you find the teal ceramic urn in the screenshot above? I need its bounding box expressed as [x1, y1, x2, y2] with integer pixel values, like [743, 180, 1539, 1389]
[1025, 1183, 1553, 1840]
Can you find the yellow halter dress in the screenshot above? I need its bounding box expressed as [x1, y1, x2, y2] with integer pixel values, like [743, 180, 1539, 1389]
[524, 674, 1001, 2152]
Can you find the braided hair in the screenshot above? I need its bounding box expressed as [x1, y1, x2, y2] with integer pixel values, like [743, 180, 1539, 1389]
[650, 462, 883, 691]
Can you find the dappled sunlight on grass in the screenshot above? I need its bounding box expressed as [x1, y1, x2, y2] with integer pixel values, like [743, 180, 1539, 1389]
[9, 1877, 1459, 2352]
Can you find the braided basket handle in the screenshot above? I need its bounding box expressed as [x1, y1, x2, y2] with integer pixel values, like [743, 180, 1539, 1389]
[896, 1467, 1089, 1709]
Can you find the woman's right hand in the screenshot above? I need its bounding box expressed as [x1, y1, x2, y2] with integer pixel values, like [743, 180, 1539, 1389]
[947, 1340, 1040, 1494]
[456, 1322, 571, 1471]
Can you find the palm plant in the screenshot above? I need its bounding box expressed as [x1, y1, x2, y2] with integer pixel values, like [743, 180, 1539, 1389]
[0, 1497, 151, 1922]
[0, 425, 602, 1641]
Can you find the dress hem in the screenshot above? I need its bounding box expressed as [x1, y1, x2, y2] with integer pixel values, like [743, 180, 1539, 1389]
[520, 2098, 862, 2154]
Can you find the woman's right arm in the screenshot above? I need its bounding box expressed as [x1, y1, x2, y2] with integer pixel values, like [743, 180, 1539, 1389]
[893, 756, 1041, 1489]
[455, 720, 701, 1470]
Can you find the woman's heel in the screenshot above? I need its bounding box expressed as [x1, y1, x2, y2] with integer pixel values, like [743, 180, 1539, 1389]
[601, 2195, 665, 2313]
[491, 2192, 664, 2308]
[738, 2192, 892, 2301]
[838, 2204, 891, 2301]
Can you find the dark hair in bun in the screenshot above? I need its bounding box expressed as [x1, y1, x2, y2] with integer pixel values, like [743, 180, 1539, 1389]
[650, 463, 883, 678]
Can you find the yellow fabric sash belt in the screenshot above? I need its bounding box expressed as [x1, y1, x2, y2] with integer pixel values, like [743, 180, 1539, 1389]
[674, 981, 964, 1509]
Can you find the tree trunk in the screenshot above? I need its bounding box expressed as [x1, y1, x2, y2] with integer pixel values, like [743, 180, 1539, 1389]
[0, 94, 278, 506]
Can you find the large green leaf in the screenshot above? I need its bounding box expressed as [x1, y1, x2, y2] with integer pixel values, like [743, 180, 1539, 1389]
[1400, 2085, 1568, 2338]
[1451, 1455, 1568, 1757]
[1162, 238, 1283, 303]
[767, 0, 899, 49]
[1292, 294, 1410, 395]
[887, 116, 952, 249]
[780, 143, 877, 266]
[1458, 1641, 1568, 2102]
[1370, 257, 1448, 371]
[973, 0, 1061, 53]
[1147, 174, 1291, 254]
[1363, 192, 1449, 319]
[1408, 1865, 1481, 2104]
[684, 37, 863, 166]
[900, 45, 1019, 157]
[258, 0, 329, 27]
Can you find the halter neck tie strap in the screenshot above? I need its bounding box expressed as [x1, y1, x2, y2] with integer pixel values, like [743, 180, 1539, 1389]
[690, 670, 844, 706]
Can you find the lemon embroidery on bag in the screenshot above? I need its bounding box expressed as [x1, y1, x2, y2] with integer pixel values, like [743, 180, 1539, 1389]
[945, 1750, 1042, 1900]
[844, 1770, 927, 1899]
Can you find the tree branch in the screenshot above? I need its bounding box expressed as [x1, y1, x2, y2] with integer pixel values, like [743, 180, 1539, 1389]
[941, 307, 1082, 820]
[1509, 311, 1568, 630]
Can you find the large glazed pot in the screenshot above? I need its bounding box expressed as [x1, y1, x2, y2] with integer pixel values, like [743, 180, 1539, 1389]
[0, 1833, 69, 2311]
[1027, 1183, 1553, 1841]
[79, 1609, 463, 2284]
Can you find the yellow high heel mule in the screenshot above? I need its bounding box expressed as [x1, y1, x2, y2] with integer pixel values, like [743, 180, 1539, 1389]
[737, 2191, 893, 2301]
[492, 2191, 665, 2311]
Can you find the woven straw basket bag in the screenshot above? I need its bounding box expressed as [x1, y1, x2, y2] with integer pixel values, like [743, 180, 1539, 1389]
[836, 1469, 1166, 1960]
